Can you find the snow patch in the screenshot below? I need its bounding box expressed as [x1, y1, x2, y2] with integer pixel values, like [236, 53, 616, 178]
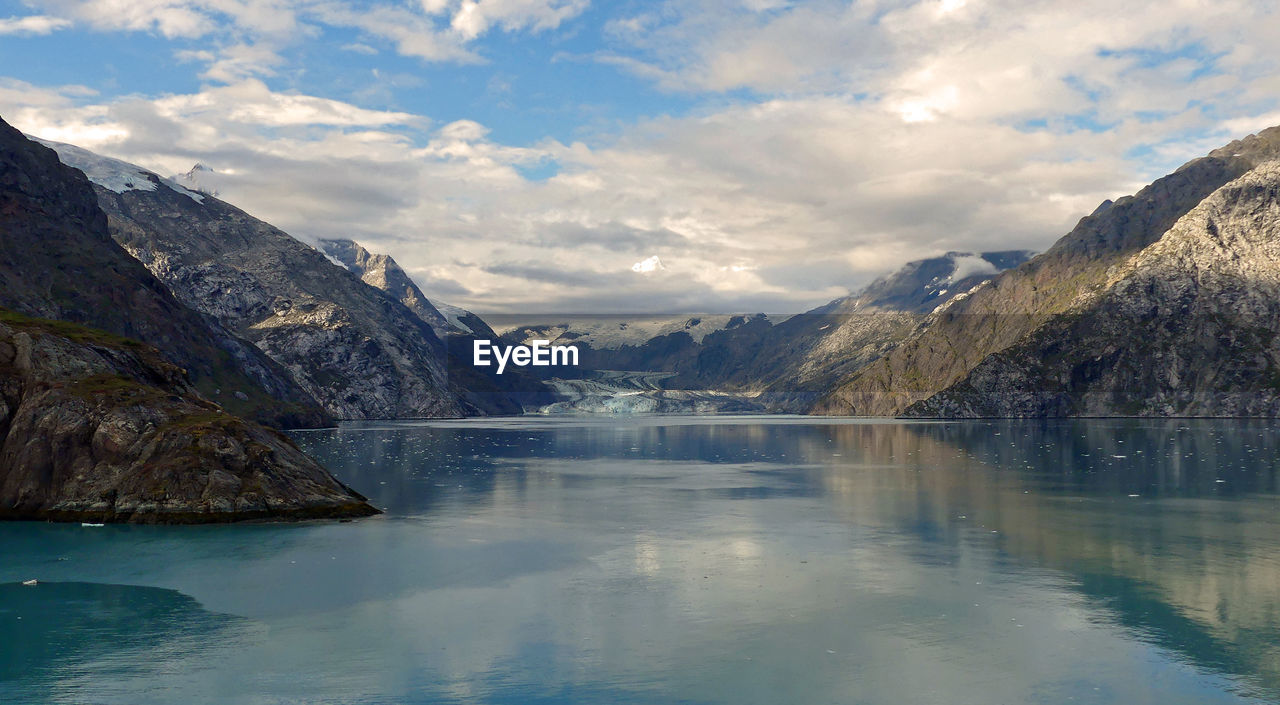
[320, 251, 348, 269]
[434, 303, 476, 334]
[32, 137, 205, 203]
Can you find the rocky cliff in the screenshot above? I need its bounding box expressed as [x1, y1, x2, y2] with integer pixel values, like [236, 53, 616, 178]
[318, 238, 546, 413]
[817, 126, 1280, 417]
[319, 238, 455, 339]
[724, 251, 1035, 410]
[911, 161, 1280, 416]
[0, 117, 326, 428]
[0, 309, 377, 523]
[37, 140, 492, 420]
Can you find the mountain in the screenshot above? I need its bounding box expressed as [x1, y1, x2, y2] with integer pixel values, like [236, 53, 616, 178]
[481, 252, 1030, 414]
[692, 250, 1036, 409]
[0, 117, 325, 428]
[318, 238, 455, 339]
[37, 141, 527, 419]
[0, 310, 376, 522]
[816, 126, 1280, 417]
[552, 251, 1031, 409]
[0, 116, 374, 521]
[497, 314, 767, 351]
[317, 238, 545, 413]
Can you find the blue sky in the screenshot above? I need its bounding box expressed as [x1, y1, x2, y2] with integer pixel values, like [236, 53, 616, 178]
[2, 0, 1279, 313]
[0, 1, 701, 146]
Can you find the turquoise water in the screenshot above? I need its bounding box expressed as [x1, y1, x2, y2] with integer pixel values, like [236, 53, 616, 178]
[2, 417, 1280, 704]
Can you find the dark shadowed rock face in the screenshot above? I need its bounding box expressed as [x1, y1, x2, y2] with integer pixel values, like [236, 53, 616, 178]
[0, 311, 377, 523]
[0, 116, 326, 429]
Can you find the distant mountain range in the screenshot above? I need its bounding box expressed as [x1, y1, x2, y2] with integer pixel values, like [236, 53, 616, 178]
[6, 110, 1280, 523]
[482, 127, 1280, 418]
[498, 251, 1033, 412]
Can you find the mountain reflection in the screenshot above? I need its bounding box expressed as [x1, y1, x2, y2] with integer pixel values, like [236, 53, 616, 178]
[5, 418, 1274, 705]
[304, 418, 1280, 698]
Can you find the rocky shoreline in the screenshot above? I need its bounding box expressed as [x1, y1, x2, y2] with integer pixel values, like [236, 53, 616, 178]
[0, 312, 378, 524]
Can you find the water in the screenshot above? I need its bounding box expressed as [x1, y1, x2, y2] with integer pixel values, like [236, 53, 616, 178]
[3, 417, 1280, 704]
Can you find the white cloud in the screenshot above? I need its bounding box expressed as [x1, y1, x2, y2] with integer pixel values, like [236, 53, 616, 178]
[450, 0, 589, 39]
[4, 1, 1280, 313]
[631, 255, 665, 273]
[18, 0, 592, 81]
[0, 14, 71, 34]
[36, 0, 214, 37]
[1, 80, 1141, 313]
[152, 80, 421, 128]
[312, 3, 480, 63]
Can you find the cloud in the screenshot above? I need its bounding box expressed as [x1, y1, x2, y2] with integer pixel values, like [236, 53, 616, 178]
[450, 0, 590, 40]
[34, 0, 215, 38]
[631, 255, 665, 273]
[311, 3, 480, 63]
[2, 75, 1272, 314]
[0, 14, 71, 35]
[3, 1, 1280, 314]
[18, 0, 593, 81]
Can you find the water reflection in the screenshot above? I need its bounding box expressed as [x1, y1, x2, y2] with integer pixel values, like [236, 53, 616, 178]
[303, 418, 1280, 699]
[1, 418, 1277, 704]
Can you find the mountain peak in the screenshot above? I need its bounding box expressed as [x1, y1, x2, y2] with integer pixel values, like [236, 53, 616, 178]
[31, 137, 208, 203]
[852, 249, 1036, 314]
[1207, 124, 1280, 166]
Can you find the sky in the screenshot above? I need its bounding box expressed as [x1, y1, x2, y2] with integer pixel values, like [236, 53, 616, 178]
[2, 0, 1279, 314]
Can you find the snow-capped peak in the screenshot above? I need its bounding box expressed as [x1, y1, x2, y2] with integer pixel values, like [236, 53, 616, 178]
[31, 137, 205, 203]
[174, 163, 220, 197]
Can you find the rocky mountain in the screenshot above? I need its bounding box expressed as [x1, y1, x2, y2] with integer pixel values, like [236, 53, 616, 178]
[37, 140, 527, 419]
[317, 238, 546, 413]
[485, 252, 1030, 414]
[0, 116, 374, 522]
[912, 160, 1280, 416]
[318, 238, 455, 339]
[498, 314, 769, 351]
[693, 250, 1036, 409]
[816, 126, 1280, 417]
[0, 310, 376, 522]
[0, 117, 325, 429]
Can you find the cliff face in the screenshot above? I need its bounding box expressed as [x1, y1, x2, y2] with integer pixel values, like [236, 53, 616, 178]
[318, 238, 548, 414]
[319, 238, 454, 338]
[815, 126, 1280, 417]
[735, 251, 1035, 410]
[911, 162, 1280, 417]
[0, 118, 326, 429]
[0, 311, 376, 523]
[36, 139, 476, 420]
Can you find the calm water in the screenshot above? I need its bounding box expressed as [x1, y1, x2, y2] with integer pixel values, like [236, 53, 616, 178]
[3, 417, 1280, 704]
